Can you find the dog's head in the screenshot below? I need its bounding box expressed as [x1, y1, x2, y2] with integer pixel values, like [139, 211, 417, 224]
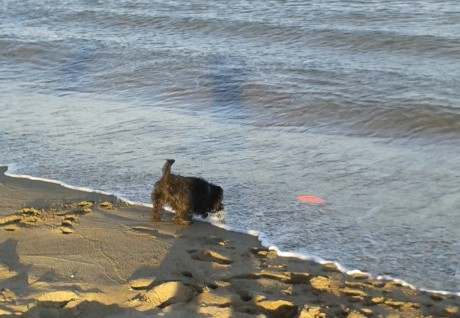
[209, 184, 224, 211]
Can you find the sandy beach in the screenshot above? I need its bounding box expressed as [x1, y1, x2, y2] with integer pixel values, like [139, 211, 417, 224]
[0, 167, 458, 317]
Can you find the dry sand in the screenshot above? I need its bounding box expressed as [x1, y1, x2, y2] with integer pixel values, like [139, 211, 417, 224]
[0, 166, 458, 317]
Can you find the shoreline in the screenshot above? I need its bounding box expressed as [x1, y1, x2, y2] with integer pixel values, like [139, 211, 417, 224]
[3, 165, 458, 297]
[1, 166, 459, 317]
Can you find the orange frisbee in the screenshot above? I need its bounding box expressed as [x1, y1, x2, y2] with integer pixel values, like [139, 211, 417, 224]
[297, 195, 325, 205]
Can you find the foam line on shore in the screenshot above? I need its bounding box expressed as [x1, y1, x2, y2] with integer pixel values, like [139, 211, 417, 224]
[2, 164, 459, 296]
[2, 164, 142, 206]
[199, 209, 460, 296]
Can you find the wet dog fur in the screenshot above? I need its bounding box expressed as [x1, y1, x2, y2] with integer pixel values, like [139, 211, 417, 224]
[151, 159, 224, 225]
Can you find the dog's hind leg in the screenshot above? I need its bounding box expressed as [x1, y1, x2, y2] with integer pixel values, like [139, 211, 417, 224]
[172, 204, 192, 225]
[173, 213, 192, 225]
[151, 191, 163, 222]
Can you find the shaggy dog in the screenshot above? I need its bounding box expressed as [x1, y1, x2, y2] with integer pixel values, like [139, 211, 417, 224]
[151, 159, 224, 225]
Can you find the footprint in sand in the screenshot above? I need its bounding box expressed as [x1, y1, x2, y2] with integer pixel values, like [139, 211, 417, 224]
[189, 250, 233, 265]
[1, 206, 86, 233]
[0, 215, 22, 227]
[60, 227, 74, 234]
[129, 226, 181, 239]
[130, 226, 158, 238]
[61, 220, 73, 227]
[205, 235, 230, 246]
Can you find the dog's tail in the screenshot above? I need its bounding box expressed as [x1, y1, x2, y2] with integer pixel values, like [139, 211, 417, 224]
[161, 159, 175, 181]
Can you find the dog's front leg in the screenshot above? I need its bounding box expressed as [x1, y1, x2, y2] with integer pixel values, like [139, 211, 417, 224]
[152, 206, 161, 222]
[173, 208, 192, 225]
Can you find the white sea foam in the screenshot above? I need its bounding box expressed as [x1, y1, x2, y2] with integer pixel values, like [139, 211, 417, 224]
[2, 164, 139, 206]
[195, 205, 460, 296]
[2, 164, 459, 296]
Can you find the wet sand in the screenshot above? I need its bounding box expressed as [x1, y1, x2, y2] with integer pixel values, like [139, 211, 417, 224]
[0, 167, 458, 317]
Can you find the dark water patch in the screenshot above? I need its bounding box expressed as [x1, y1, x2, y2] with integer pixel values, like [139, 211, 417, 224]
[1, 40, 50, 62]
[310, 28, 460, 58]
[56, 42, 101, 94]
[207, 55, 249, 120]
[246, 95, 460, 142]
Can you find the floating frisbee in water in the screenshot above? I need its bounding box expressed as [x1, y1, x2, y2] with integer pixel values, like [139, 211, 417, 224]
[297, 195, 325, 205]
